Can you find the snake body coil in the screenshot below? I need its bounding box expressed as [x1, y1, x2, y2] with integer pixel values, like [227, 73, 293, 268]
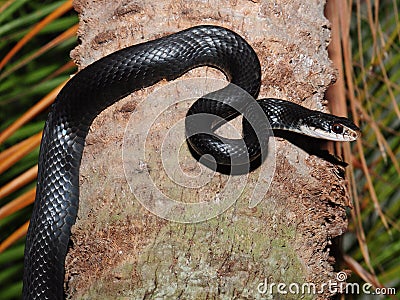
[23, 25, 359, 299]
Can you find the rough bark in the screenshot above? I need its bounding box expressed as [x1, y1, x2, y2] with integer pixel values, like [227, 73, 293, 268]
[66, 0, 351, 298]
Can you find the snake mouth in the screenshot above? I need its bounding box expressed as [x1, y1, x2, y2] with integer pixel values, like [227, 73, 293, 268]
[299, 125, 360, 142]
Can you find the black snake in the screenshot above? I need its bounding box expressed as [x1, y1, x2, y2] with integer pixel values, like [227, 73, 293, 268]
[22, 25, 360, 299]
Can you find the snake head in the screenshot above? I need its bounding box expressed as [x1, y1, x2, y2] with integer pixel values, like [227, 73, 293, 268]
[300, 112, 361, 142]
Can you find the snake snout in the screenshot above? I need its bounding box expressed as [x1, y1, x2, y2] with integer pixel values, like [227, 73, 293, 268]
[299, 112, 360, 142]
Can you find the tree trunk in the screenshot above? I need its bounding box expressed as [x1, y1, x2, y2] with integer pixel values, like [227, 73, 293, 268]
[66, 0, 350, 298]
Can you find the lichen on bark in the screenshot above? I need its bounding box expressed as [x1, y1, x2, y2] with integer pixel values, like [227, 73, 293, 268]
[65, 0, 350, 299]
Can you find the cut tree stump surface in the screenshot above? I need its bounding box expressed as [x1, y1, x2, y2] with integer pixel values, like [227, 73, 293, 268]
[65, 1, 350, 299]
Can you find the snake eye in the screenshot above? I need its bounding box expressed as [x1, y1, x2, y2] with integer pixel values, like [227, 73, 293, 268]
[332, 123, 344, 134]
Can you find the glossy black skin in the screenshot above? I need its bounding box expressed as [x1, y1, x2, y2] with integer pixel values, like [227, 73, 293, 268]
[23, 25, 263, 299]
[257, 98, 360, 135]
[23, 25, 359, 299]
